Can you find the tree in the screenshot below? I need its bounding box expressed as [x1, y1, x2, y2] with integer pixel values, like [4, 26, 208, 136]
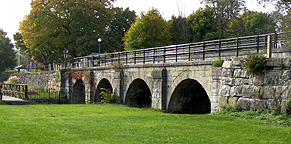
[19, 0, 115, 65]
[201, 0, 246, 37]
[0, 29, 16, 73]
[123, 8, 171, 51]
[102, 7, 136, 52]
[228, 11, 276, 37]
[168, 15, 190, 44]
[187, 7, 219, 42]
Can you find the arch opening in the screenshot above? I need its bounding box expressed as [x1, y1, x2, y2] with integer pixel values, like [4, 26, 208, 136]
[72, 79, 85, 104]
[125, 79, 151, 108]
[168, 79, 210, 114]
[94, 78, 113, 103]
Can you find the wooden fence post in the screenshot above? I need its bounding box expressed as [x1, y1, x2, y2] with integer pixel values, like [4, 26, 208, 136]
[267, 35, 272, 58]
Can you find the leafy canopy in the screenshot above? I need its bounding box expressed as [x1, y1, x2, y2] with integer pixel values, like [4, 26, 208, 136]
[0, 29, 16, 73]
[19, 0, 116, 65]
[124, 8, 171, 51]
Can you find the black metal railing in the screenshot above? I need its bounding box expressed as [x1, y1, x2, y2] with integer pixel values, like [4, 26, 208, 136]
[54, 32, 291, 69]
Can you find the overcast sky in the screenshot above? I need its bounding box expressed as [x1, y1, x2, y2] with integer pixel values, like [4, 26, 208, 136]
[0, 0, 275, 44]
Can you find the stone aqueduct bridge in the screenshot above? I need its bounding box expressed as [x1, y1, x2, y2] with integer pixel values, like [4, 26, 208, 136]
[60, 32, 291, 113]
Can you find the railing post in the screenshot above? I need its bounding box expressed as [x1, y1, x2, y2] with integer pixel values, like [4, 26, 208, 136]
[274, 32, 278, 48]
[176, 45, 178, 62]
[236, 37, 239, 57]
[126, 51, 128, 64]
[203, 42, 205, 60]
[257, 34, 260, 53]
[134, 51, 136, 64]
[105, 55, 107, 66]
[25, 85, 28, 100]
[163, 47, 166, 63]
[118, 53, 121, 64]
[267, 35, 272, 58]
[143, 49, 146, 64]
[188, 44, 191, 61]
[219, 39, 221, 57]
[153, 49, 156, 64]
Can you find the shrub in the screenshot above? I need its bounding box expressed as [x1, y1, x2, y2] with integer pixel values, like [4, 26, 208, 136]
[100, 88, 118, 103]
[4, 76, 19, 84]
[211, 57, 224, 67]
[241, 51, 267, 76]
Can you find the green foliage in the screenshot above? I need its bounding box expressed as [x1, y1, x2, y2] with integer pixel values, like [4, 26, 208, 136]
[19, 0, 118, 65]
[100, 88, 118, 103]
[228, 11, 276, 37]
[211, 57, 224, 67]
[241, 51, 267, 75]
[0, 29, 16, 73]
[214, 107, 291, 127]
[201, 0, 246, 37]
[124, 8, 171, 50]
[168, 15, 190, 44]
[187, 6, 220, 42]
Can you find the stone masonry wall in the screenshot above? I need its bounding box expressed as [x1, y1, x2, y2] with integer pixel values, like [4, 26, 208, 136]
[219, 59, 291, 112]
[13, 71, 61, 91]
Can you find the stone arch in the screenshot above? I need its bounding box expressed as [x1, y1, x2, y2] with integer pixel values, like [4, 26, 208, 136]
[72, 79, 85, 104]
[167, 79, 211, 114]
[94, 78, 113, 103]
[125, 78, 152, 108]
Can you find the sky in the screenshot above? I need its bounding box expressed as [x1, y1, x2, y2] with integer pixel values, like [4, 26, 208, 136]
[0, 0, 275, 45]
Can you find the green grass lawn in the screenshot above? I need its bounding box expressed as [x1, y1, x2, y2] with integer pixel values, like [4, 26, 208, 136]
[0, 104, 290, 144]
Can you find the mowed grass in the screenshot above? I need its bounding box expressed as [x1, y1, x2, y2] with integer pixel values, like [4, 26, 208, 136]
[0, 104, 290, 144]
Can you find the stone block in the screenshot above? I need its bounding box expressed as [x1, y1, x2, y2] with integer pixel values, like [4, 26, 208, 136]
[242, 85, 259, 98]
[219, 96, 228, 108]
[267, 99, 279, 109]
[211, 67, 222, 80]
[250, 99, 267, 110]
[221, 78, 235, 86]
[228, 97, 238, 107]
[151, 70, 163, 79]
[281, 70, 291, 81]
[230, 86, 243, 97]
[233, 69, 247, 78]
[264, 71, 280, 86]
[220, 85, 230, 97]
[222, 61, 233, 68]
[238, 98, 252, 110]
[234, 78, 243, 86]
[275, 86, 287, 100]
[261, 86, 275, 99]
[221, 68, 233, 77]
[249, 75, 264, 86]
[238, 98, 267, 110]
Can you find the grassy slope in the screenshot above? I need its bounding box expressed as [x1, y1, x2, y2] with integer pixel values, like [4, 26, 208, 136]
[0, 104, 290, 144]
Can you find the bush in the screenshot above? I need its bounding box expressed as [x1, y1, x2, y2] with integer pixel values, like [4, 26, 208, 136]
[241, 51, 267, 76]
[100, 88, 118, 103]
[4, 76, 19, 84]
[211, 57, 224, 67]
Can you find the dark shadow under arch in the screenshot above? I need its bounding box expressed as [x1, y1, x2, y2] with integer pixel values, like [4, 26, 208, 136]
[125, 79, 151, 108]
[94, 78, 113, 103]
[72, 79, 85, 104]
[168, 79, 210, 114]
